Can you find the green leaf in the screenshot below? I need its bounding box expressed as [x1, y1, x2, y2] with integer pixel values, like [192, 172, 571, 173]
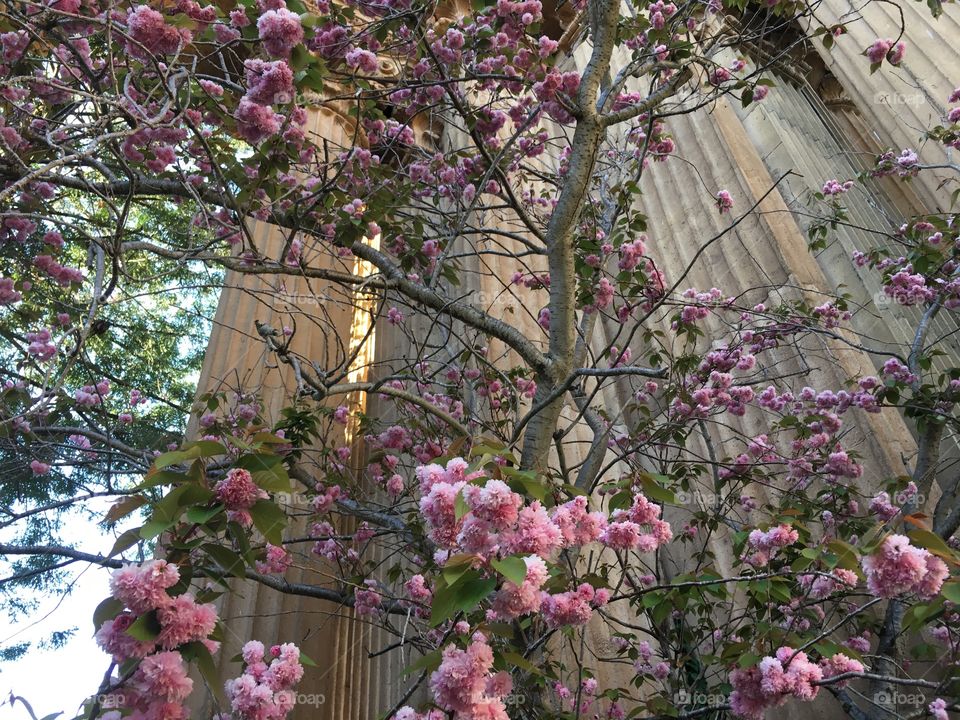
[125, 611, 161, 641]
[402, 649, 442, 677]
[442, 555, 477, 587]
[93, 596, 124, 631]
[290, 43, 310, 71]
[826, 540, 860, 570]
[909, 530, 957, 562]
[109, 528, 142, 557]
[202, 543, 247, 578]
[608, 491, 632, 512]
[430, 576, 497, 626]
[429, 582, 459, 626]
[249, 500, 287, 545]
[155, 445, 204, 469]
[191, 440, 228, 456]
[105, 495, 148, 524]
[236, 453, 285, 471]
[638, 473, 676, 504]
[253, 467, 293, 494]
[136, 469, 189, 490]
[491, 556, 528, 585]
[183, 640, 225, 702]
[500, 466, 547, 502]
[140, 518, 176, 541]
[500, 651, 542, 676]
[941, 581, 960, 603]
[299, 651, 318, 667]
[454, 490, 470, 520]
[186, 505, 225, 524]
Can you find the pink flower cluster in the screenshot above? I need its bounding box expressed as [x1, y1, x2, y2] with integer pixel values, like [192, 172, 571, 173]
[541, 583, 608, 629]
[244, 59, 294, 105]
[126, 5, 189, 58]
[716, 190, 734, 213]
[102, 651, 194, 720]
[600, 492, 672, 552]
[354, 579, 383, 618]
[0, 277, 21, 305]
[256, 544, 292, 574]
[743, 524, 799, 567]
[798, 569, 858, 599]
[257, 7, 303, 57]
[96, 561, 219, 720]
[425, 633, 510, 719]
[224, 640, 305, 720]
[818, 653, 864, 688]
[729, 647, 822, 720]
[552, 496, 607, 547]
[490, 555, 549, 620]
[866, 38, 905, 65]
[861, 534, 949, 599]
[215, 468, 268, 526]
[34, 254, 84, 285]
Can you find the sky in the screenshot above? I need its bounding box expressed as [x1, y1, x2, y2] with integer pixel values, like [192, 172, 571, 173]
[2, 512, 122, 720]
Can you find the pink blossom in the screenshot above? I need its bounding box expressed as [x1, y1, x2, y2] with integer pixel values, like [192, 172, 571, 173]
[0, 278, 22, 305]
[462, 479, 522, 531]
[429, 634, 508, 718]
[551, 496, 607, 546]
[541, 583, 597, 628]
[244, 59, 294, 105]
[109, 560, 180, 613]
[257, 8, 303, 57]
[420, 477, 465, 548]
[95, 611, 155, 661]
[126, 6, 187, 58]
[1, 30, 29, 63]
[235, 99, 281, 144]
[256, 544, 292, 574]
[866, 38, 892, 63]
[491, 555, 548, 620]
[346, 48, 379, 73]
[134, 650, 194, 702]
[355, 579, 383, 618]
[730, 647, 822, 719]
[157, 593, 218, 649]
[226, 641, 304, 720]
[744, 524, 798, 567]
[818, 653, 864, 688]
[216, 468, 268, 513]
[503, 501, 562, 558]
[862, 534, 948, 599]
[30, 460, 50, 475]
[716, 190, 734, 213]
[929, 698, 949, 720]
